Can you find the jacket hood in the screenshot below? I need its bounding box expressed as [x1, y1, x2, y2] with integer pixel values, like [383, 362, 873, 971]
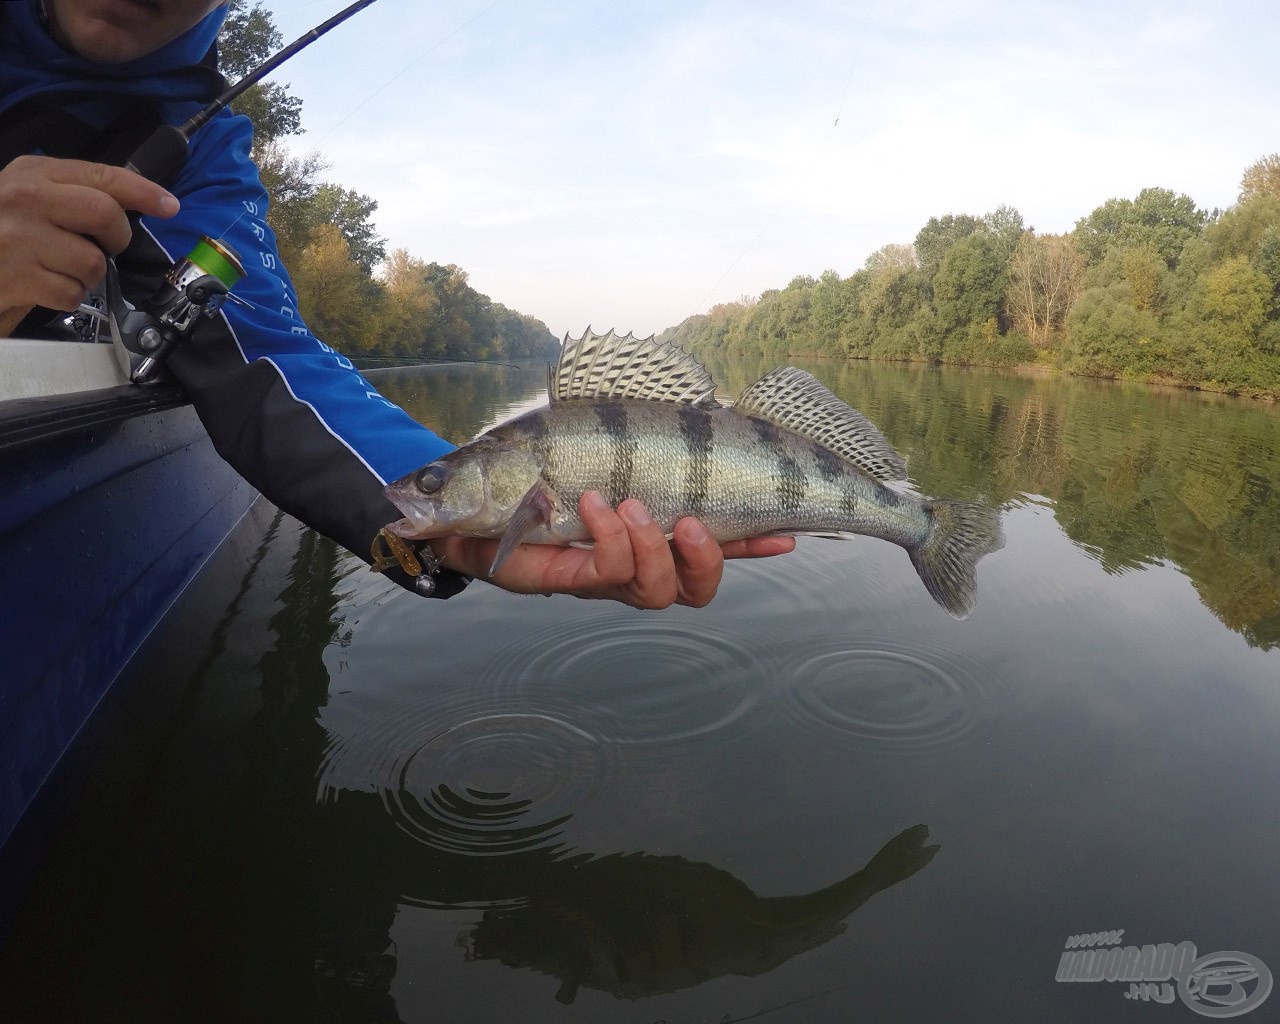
[0, 0, 228, 113]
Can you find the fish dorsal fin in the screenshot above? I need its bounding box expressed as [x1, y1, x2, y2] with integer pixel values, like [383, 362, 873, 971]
[734, 367, 907, 482]
[552, 328, 719, 406]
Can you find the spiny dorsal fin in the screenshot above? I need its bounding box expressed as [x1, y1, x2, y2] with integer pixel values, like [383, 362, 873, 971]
[734, 367, 907, 482]
[552, 328, 719, 406]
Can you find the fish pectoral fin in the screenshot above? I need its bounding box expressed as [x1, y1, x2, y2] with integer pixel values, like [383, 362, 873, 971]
[489, 479, 558, 576]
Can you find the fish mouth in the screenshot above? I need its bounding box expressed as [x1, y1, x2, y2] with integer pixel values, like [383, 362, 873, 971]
[384, 515, 434, 539]
[383, 481, 443, 539]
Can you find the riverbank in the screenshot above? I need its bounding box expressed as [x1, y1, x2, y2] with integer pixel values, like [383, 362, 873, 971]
[786, 349, 1280, 404]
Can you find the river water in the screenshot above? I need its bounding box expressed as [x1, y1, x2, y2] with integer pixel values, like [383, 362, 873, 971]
[1, 358, 1277, 1022]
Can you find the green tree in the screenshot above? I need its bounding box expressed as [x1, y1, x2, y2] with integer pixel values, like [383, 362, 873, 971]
[933, 233, 1008, 342]
[218, 0, 303, 145]
[1191, 256, 1270, 354]
[860, 264, 924, 358]
[734, 289, 785, 358]
[808, 270, 851, 353]
[1074, 188, 1207, 269]
[864, 243, 916, 273]
[1255, 227, 1280, 323]
[1119, 245, 1164, 313]
[1171, 255, 1279, 388]
[657, 164, 1280, 395]
[1066, 284, 1160, 376]
[769, 275, 816, 351]
[982, 204, 1026, 266]
[1204, 194, 1280, 266]
[914, 214, 982, 281]
[1240, 154, 1280, 203]
[311, 184, 386, 274]
[420, 263, 482, 359]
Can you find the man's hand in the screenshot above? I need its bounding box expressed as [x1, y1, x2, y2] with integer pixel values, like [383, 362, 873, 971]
[432, 491, 795, 610]
[0, 155, 180, 320]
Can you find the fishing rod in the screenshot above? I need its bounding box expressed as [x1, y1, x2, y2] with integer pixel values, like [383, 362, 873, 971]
[103, 0, 386, 380]
[128, 0, 383, 183]
[0, 0, 387, 346]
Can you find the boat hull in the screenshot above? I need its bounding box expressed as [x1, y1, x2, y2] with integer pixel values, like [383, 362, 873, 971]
[0, 362, 255, 853]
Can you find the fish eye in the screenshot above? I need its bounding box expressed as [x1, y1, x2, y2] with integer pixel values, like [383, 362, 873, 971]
[416, 464, 448, 494]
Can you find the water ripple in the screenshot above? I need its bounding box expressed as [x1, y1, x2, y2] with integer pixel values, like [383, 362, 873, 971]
[776, 635, 992, 756]
[491, 616, 780, 745]
[388, 711, 607, 856]
[319, 701, 618, 860]
[316, 615, 782, 863]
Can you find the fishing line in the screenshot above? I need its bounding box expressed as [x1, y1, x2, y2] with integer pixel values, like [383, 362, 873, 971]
[126, 0, 382, 183]
[193, 0, 384, 137]
[694, 0, 880, 315]
[186, 0, 421, 241]
[207, 0, 506, 248]
[301, 0, 508, 146]
[695, 177, 807, 314]
[203, 184, 271, 252]
[828, 0, 876, 131]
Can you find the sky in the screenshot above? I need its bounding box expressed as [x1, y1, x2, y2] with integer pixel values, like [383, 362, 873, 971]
[259, 0, 1279, 340]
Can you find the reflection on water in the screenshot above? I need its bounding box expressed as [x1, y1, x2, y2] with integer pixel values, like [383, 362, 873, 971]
[454, 824, 937, 1005]
[372, 361, 551, 443]
[1, 359, 1278, 1023]
[317, 778, 936, 1009]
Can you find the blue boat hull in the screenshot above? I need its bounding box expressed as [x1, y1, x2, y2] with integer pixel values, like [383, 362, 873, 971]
[0, 381, 255, 851]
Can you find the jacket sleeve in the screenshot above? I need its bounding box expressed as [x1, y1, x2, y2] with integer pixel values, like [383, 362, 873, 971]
[128, 110, 467, 597]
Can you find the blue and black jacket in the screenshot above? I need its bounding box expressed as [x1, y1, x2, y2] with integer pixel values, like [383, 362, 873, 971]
[0, 0, 465, 596]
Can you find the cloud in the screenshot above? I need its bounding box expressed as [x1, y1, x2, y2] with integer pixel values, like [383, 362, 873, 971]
[264, 0, 1275, 337]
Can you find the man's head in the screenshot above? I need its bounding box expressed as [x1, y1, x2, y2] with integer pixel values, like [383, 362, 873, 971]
[45, 0, 228, 64]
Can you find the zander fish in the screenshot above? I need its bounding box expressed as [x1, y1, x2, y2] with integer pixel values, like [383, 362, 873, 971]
[383, 330, 1004, 617]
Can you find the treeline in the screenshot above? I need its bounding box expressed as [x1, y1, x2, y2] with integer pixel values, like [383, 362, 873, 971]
[661, 162, 1280, 399]
[219, 2, 558, 363]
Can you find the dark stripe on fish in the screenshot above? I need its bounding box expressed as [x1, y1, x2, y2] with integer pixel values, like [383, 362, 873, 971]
[594, 403, 635, 505]
[776, 452, 807, 515]
[513, 411, 554, 477]
[810, 442, 844, 482]
[678, 405, 714, 517]
[746, 416, 807, 512]
[750, 416, 783, 449]
[593, 401, 628, 440]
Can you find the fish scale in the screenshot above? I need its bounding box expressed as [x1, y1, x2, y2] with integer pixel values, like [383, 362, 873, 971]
[383, 330, 1004, 618]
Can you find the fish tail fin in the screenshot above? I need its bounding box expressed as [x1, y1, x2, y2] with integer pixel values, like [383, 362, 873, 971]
[908, 499, 1004, 619]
